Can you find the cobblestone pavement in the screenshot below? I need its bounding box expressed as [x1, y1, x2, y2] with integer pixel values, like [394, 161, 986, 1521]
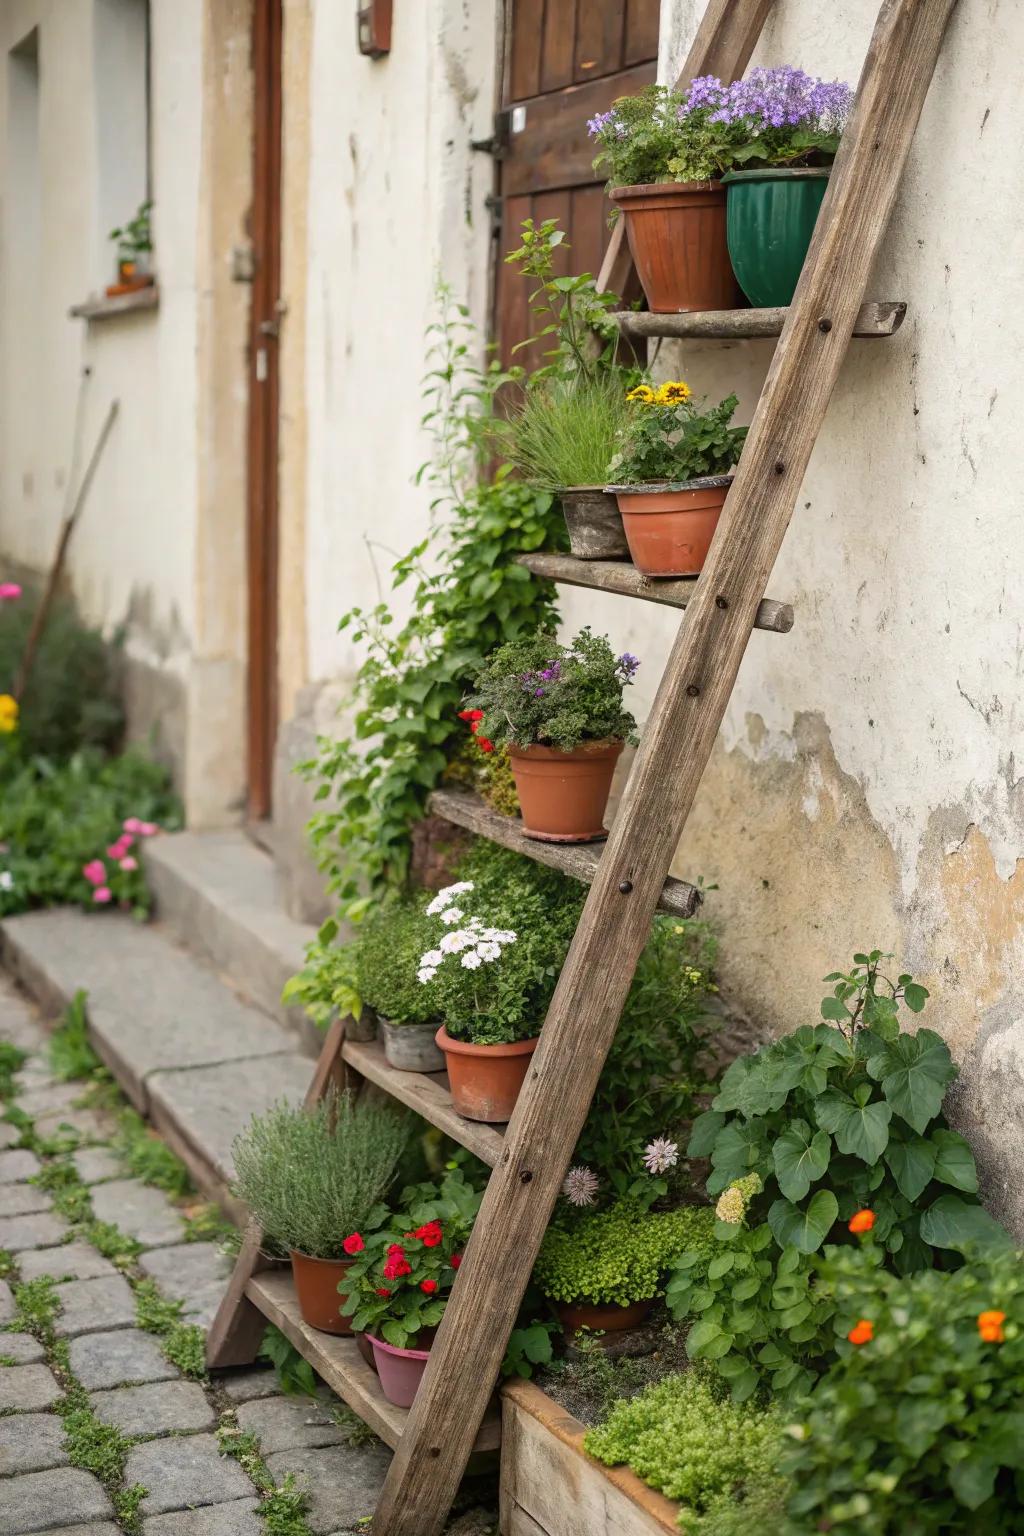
[0, 979, 495, 1536]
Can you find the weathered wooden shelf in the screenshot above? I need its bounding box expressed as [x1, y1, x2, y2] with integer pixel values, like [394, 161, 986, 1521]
[518, 553, 794, 633]
[69, 286, 160, 322]
[341, 1038, 505, 1167]
[245, 1270, 501, 1452]
[428, 788, 700, 918]
[611, 299, 907, 341]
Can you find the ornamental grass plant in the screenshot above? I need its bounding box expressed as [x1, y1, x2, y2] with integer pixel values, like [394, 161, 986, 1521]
[231, 1097, 410, 1261]
[504, 372, 629, 492]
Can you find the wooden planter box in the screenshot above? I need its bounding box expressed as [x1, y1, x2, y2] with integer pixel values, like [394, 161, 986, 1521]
[500, 1379, 679, 1536]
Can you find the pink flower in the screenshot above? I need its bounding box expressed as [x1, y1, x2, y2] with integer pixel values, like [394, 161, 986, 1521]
[83, 860, 107, 886]
[106, 840, 129, 860]
[138, 822, 158, 837]
[119, 856, 138, 872]
[0, 583, 21, 600]
[92, 886, 112, 904]
[123, 818, 143, 834]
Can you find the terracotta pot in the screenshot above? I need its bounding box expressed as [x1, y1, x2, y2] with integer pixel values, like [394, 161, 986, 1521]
[369, 1333, 431, 1408]
[610, 182, 739, 314]
[508, 740, 623, 843]
[289, 1250, 354, 1335]
[555, 1296, 655, 1333]
[380, 1018, 446, 1073]
[559, 487, 629, 561]
[612, 476, 732, 577]
[436, 1027, 538, 1123]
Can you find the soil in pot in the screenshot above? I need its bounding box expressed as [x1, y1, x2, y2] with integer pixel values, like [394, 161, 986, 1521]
[610, 182, 739, 314]
[289, 1250, 355, 1335]
[723, 167, 830, 308]
[555, 1296, 656, 1334]
[612, 477, 732, 578]
[381, 1018, 446, 1073]
[560, 487, 629, 561]
[508, 739, 623, 843]
[369, 1333, 431, 1408]
[436, 1027, 539, 1123]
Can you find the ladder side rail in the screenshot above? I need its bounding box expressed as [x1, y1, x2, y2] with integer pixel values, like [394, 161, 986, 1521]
[374, 2, 958, 1530]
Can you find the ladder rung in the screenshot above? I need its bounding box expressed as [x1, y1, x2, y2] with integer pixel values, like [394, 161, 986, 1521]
[518, 552, 793, 632]
[612, 299, 906, 341]
[342, 1038, 505, 1166]
[244, 1270, 501, 1452]
[428, 788, 700, 917]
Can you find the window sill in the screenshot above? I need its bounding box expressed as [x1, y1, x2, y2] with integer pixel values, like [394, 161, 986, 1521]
[69, 285, 159, 322]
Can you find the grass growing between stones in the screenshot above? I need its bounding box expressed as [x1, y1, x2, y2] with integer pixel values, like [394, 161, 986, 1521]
[0, 1041, 27, 1098]
[217, 1415, 314, 1536]
[48, 991, 102, 1082]
[134, 1278, 208, 1380]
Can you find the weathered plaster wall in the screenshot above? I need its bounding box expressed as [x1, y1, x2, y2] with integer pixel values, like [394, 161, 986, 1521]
[0, 0, 251, 823]
[585, 0, 1024, 1228]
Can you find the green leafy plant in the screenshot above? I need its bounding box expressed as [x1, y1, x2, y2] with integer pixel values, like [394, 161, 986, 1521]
[502, 218, 623, 381]
[584, 1371, 784, 1533]
[0, 1041, 26, 1099]
[468, 626, 639, 754]
[109, 199, 153, 260]
[281, 934, 363, 1032]
[259, 1324, 318, 1398]
[47, 991, 101, 1082]
[231, 1096, 410, 1260]
[504, 372, 629, 493]
[0, 592, 124, 762]
[783, 1243, 1024, 1534]
[608, 382, 746, 486]
[355, 900, 442, 1026]
[535, 1201, 714, 1308]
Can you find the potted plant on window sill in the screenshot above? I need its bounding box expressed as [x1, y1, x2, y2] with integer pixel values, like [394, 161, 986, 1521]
[466, 626, 639, 843]
[230, 1096, 409, 1334]
[607, 381, 746, 578]
[534, 1198, 714, 1334]
[107, 198, 155, 297]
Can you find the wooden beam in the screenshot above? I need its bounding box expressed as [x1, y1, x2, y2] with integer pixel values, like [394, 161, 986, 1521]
[373, 2, 958, 1530]
[516, 553, 794, 632]
[341, 1039, 506, 1166]
[597, 0, 777, 294]
[612, 300, 907, 341]
[427, 789, 701, 916]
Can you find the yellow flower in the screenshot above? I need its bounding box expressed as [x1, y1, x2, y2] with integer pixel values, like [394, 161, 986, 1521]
[0, 695, 18, 734]
[625, 384, 656, 404]
[656, 380, 692, 405]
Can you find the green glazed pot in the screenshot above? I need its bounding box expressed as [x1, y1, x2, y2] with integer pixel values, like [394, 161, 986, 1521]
[722, 167, 830, 308]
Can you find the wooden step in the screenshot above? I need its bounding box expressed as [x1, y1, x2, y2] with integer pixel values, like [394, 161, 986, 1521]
[518, 553, 793, 632]
[244, 1269, 501, 1452]
[427, 789, 700, 918]
[342, 1038, 505, 1167]
[611, 299, 906, 342]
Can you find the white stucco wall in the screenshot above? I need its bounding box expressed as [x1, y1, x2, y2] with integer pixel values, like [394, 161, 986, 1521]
[302, 0, 498, 682]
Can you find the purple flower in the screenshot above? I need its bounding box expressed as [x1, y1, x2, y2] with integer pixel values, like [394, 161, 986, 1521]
[563, 1166, 600, 1207]
[587, 109, 618, 139]
[617, 652, 640, 680]
[705, 66, 853, 135]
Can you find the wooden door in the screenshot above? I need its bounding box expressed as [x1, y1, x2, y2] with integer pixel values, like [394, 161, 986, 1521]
[494, 0, 660, 367]
[246, 0, 283, 820]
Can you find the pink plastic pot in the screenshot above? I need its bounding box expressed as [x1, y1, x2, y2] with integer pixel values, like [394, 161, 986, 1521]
[369, 1333, 430, 1408]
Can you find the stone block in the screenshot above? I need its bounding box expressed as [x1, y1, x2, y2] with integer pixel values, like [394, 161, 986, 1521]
[0, 1362, 61, 1411]
[90, 1180, 184, 1249]
[68, 1329, 179, 1391]
[217, 1366, 281, 1403]
[0, 1412, 69, 1474]
[143, 1502, 263, 1536]
[0, 1467, 113, 1534]
[19, 1243, 117, 1283]
[90, 1379, 214, 1437]
[54, 1274, 137, 1337]
[264, 1443, 391, 1534]
[138, 1243, 230, 1330]
[237, 1392, 344, 1454]
[124, 1434, 253, 1515]
[72, 1147, 123, 1185]
[0, 1332, 45, 1364]
[0, 1183, 52, 1217]
[0, 1210, 69, 1251]
[0, 1149, 41, 1183]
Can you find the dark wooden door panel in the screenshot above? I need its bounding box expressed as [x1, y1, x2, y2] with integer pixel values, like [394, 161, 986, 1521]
[508, 0, 545, 100]
[624, 0, 660, 64]
[501, 61, 654, 198]
[574, 1, 626, 82]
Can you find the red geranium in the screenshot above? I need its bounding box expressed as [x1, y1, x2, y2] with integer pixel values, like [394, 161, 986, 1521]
[420, 1279, 439, 1295]
[383, 1255, 412, 1281]
[376, 1287, 392, 1298]
[342, 1232, 364, 1255]
[413, 1221, 443, 1249]
[451, 1253, 462, 1269]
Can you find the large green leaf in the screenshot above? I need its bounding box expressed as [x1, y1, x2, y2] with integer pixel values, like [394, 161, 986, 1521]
[948, 1453, 997, 1510]
[885, 1133, 937, 1201]
[919, 1194, 1012, 1253]
[767, 1190, 839, 1254]
[931, 1128, 979, 1193]
[866, 1029, 957, 1134]
[814, 1090, 892, 1164]
[687, 1109, 726, 1158]
[773, 1120, 832, 1201]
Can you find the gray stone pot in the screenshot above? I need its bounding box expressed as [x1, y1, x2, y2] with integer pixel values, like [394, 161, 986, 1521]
[345, 1006, 377, 1043]
[559, 486, 629, 560]
[380, 1019, 446, 1073]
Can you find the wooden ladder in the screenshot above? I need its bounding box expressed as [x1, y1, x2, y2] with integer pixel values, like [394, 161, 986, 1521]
[207, 0, 958, 1529]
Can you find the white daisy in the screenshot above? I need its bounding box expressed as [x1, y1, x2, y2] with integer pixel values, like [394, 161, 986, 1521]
[420, 949, 444, 968]
[460, 951, 483, 970]
[440, 907, 464, 925]
[477, 942, 501, 962]
[417, 967, 437, 984]
[0, 871, 13, 892]
[439, 930, 473, 954]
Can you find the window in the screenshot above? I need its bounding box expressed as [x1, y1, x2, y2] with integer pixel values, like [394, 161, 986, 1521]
[93, 0, 151, 284]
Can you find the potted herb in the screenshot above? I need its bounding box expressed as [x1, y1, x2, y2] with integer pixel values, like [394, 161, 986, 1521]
[107, 199, 154, 295]
[534, 1199, 714, 1332]
[607, 380, 746, 577]
[503, 219, 632, 560]
[416, 876, 578, 1121]
[342, 1171, 480, 1405]
[466, 627, 639, 842]
[589, 83, 741, 314]
[713, 67, 854, 306]
[231, 1096, 410, 1334]
[356, 901, 446, 1072]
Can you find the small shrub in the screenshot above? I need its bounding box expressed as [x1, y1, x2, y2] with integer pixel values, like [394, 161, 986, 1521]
[48, 992, 101, 1082]
[355, 901, 442, 1026]
[608, 383, 746, 486]
[585, 1372, 784, 1532]
[0, 593, 123, 761]
[535, 1202, 714, 1308]
[231, 1096, 410, 1260]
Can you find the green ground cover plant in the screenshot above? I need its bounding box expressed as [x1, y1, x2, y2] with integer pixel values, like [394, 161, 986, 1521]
[355, 901, 442, 1026]
[535, 1202, 714, 1308]
[217, 1415, 314, 1536]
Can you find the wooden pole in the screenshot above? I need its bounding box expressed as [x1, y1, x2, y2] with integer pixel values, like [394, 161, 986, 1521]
[373, 2, 958, 1530]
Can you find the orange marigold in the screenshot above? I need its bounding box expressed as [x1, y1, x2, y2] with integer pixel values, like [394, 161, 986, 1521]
[978, 1309, 1007, 1343]
[848, 1209, 876, 1234]
[848, 1319, 875, 1346]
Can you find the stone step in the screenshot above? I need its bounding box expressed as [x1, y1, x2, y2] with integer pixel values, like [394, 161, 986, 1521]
[0, 910, 312, 1208]
[143, 830, 320, 1050]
